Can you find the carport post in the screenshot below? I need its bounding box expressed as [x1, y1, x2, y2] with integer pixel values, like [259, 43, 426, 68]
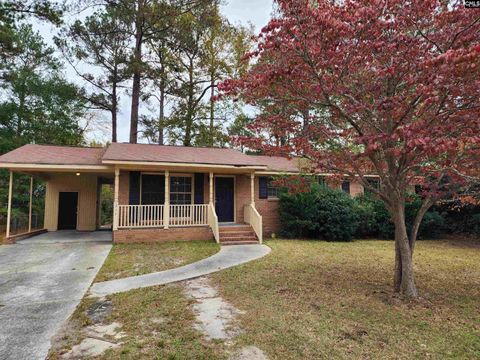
[28, 176, 33, 232]
[113, 168, 119, 231]
[6, 171, 13, 239]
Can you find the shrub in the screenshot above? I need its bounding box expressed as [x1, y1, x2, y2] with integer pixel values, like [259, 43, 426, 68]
[353, 193, 446, 239]
[279, 184, 357, 241]
[434, 200, 480, 235]
[278, 188, 319, 238]
[316, 187, 357, 241]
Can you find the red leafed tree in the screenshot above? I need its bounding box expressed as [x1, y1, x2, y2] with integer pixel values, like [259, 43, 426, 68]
[220, 0, 480, 297]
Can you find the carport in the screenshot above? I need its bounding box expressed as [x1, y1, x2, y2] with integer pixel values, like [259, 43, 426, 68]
[0, 145, 115, 243]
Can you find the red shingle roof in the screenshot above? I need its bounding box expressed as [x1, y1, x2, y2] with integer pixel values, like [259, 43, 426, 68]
[0, 143, 302, 172]
[102, 143, 264, 167]
[250, 155, 302, 172]
[0, 144, 105, 165]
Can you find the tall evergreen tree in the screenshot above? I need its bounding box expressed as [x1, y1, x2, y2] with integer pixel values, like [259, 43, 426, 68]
[56, 8, 130, 143]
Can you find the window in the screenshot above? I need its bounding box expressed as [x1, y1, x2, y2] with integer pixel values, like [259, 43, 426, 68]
[267, 178, 279, 198]
[365, 178, 380, 196]
[170, 176, 192, 204]
[318, 176, 327, 188]
[141, 174, 165, 204]
[341, 181, 350, 194]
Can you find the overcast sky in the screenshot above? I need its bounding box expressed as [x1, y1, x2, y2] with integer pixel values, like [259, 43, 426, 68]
[36, 1, 274, 144]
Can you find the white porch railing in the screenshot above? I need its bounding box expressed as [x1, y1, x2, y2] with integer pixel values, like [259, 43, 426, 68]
[118, 205, 165, 228]
[244, 203, 263, 243]
[208, 203, 220, 243]
[169, 204, 208, 227]
[117, 204, 210, 229]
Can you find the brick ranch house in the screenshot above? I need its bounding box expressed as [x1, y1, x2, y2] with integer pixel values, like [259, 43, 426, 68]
[0, 143, 367, 244]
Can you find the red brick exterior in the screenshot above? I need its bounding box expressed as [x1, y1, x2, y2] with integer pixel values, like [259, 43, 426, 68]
[113, 226, 213, 243]
[115, 170, 364, 242]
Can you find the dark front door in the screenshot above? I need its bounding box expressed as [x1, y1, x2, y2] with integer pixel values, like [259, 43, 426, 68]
[215, 177, 234, 222]
[58, 192, 78, 230]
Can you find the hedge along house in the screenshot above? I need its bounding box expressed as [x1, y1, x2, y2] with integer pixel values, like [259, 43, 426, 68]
[0, 143, 367, 244]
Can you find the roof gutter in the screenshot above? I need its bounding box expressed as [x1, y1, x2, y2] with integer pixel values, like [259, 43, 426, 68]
[0, 163, 113, 172]
[102, 159, 268, 170]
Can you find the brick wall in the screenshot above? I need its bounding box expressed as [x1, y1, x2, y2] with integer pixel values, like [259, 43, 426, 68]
[113, 226, 213, 243]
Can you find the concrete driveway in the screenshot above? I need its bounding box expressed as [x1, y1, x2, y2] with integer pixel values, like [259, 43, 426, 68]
[0, 231, 112, 360]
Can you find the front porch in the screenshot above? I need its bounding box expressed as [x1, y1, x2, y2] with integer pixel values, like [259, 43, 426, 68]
[112, 169, 263, 244]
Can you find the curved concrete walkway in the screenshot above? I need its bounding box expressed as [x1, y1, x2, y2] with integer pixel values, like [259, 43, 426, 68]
[90, 244, 271, 297]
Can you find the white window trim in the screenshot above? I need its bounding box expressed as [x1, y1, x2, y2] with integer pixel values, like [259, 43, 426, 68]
[169, 173, 194, 205]
[139, 172, 195, 205]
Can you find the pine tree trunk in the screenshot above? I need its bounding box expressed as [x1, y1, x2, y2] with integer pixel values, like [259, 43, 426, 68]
[159, 84, 164, 145]
[392, 201, 418, 298]
[129, 0, 144, 144]
[209, 74, 215, 146]
[112, 79, 117, 143]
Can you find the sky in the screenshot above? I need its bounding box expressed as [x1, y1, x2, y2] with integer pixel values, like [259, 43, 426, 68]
[36, 0, 274, 144]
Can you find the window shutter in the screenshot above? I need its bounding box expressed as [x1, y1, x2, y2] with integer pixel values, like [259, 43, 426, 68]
[194, 173, 204, 204]
[259, 176, 268, 199]
[129, 171, 141, 205]
[341, 181, 350, 194]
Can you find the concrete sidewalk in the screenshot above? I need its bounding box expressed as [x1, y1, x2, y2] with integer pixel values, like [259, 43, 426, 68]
[90, 244, 271, 297]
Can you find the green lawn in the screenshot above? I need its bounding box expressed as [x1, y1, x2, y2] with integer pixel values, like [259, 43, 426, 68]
[94, 240, 220, 282]
[49, 239, 480, 359]
[211, 239, 480, 359]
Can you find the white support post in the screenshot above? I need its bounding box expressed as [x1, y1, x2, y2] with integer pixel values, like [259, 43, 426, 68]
[28, 176, 33, 232]
[209, 172, 214, 204]
[250, 173, 255, 206]
[164, 170, 170, 229]
[6, 171, 13, 239]
[113, 168, 119, 231]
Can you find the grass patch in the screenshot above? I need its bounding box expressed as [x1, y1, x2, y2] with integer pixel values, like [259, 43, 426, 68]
[210, 239, 480, 359]
[49, 238, 480, 359]
[95, 240, 220, 282]
[48, 284, 226, 359]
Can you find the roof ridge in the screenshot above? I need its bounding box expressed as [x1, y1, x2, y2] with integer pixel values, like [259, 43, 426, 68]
[25, 143, 106, 150]
[111, 142, 243, 152]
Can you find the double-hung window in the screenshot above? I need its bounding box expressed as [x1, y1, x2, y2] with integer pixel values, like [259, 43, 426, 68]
[267, 178, 279, 199]
[170, 176, 193, 204]
[141, 174, 165, 204]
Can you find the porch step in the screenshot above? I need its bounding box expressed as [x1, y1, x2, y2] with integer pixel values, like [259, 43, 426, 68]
[219, 224, 258, 244]
[221, 240, 259, 246]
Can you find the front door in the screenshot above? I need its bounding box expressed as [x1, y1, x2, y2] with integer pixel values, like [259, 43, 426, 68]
[58, 192, 78, 230]
[215, 177, 234, 222]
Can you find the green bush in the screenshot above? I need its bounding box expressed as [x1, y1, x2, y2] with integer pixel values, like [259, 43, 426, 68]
[279, 184, 357, 241]
[434, 200, 480, 235]
[353, 193, 446, 239]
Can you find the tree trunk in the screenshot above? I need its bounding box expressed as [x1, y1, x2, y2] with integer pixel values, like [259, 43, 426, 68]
[159, 82, 164, 145]
[183, 59, 194, 147]
[392, 201, 418, 298]
[129, 0, 144, 144]
[209, 73, 215, 146]
[111, 79, 118, 143]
